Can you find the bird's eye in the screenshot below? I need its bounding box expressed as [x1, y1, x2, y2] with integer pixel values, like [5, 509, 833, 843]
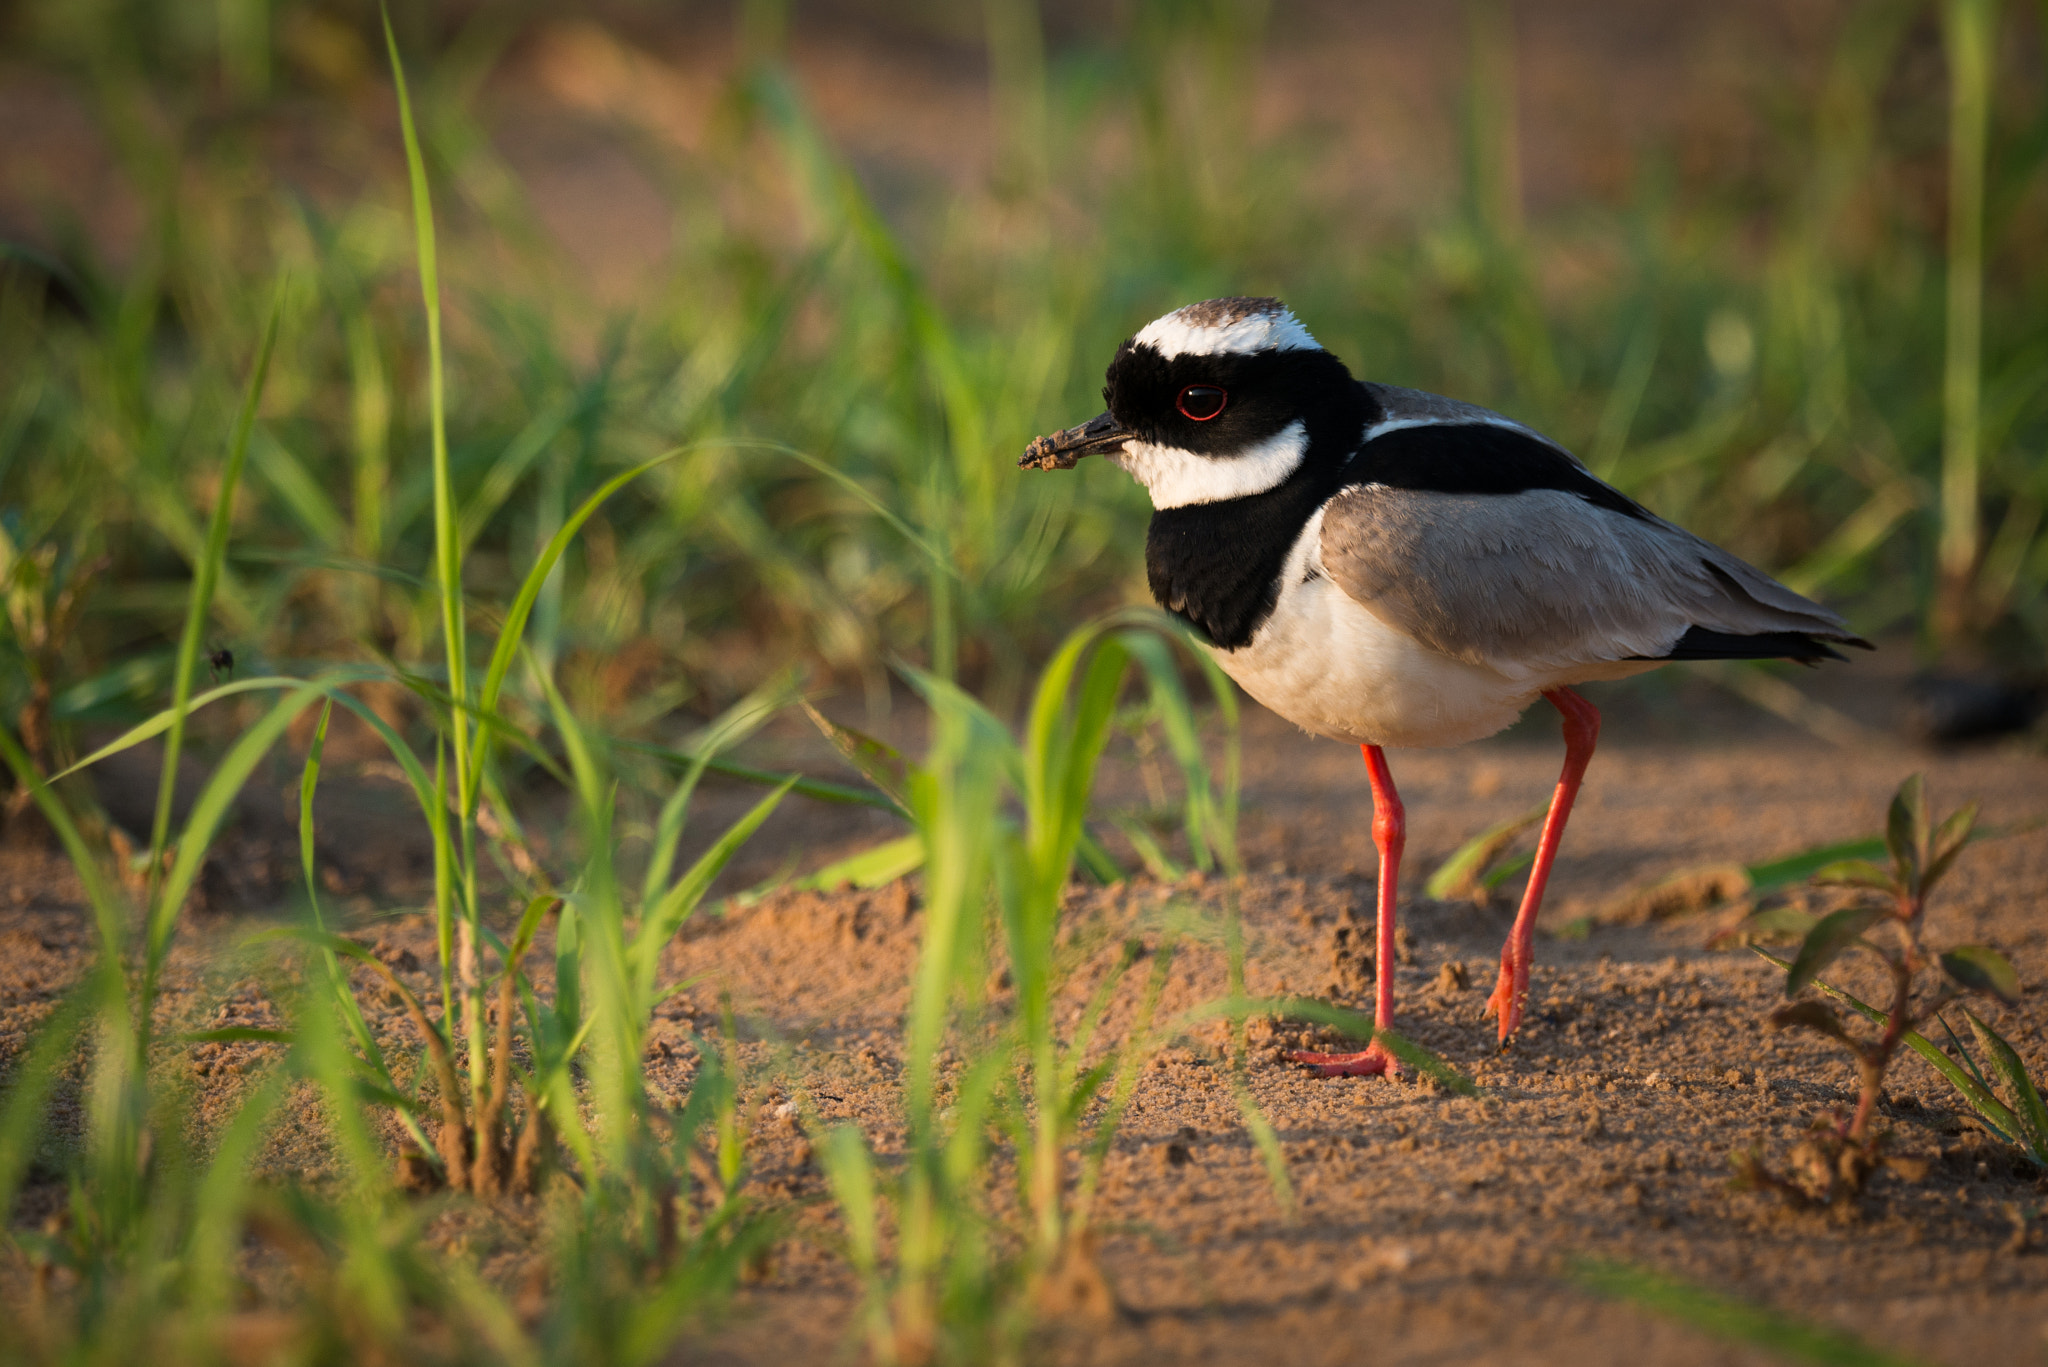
[1176, 384, 1228, 421]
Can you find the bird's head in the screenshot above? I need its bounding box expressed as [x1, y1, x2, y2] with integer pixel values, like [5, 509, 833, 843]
[1019, 296, 1363, 508]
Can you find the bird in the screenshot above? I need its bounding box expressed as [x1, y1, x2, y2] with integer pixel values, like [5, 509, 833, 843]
[1020, 296, 1870, 1076]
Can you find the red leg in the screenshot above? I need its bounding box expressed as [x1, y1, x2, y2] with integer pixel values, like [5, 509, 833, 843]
[1484, 688, 1600, 1042]
[1289, 744, 1404, 1077]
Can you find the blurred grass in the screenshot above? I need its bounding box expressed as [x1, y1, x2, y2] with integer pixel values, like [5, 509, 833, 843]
[1, 0, 2044, 778]
[1571, 1258, 1932, 1367]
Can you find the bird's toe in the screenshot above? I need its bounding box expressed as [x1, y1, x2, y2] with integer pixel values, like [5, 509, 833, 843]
[1286, 1045, 1398, 1078]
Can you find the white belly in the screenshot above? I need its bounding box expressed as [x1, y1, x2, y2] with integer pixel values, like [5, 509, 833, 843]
[1207, 519, 1663, 749]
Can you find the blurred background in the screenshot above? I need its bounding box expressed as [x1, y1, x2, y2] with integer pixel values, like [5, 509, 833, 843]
[2, 0, 2045, 770]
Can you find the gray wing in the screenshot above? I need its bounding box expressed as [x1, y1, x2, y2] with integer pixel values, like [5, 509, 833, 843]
[1319, 483, 1865, 678]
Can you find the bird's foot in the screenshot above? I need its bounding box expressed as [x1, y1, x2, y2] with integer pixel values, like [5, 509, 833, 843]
[1483, 948, 1529, 1044]
[1286, 1042, 1400, 1078]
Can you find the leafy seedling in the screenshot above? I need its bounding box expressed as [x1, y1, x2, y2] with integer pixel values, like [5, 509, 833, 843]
[1736, 774, 2017, 1203]
[1759, 959, 2048, 1169]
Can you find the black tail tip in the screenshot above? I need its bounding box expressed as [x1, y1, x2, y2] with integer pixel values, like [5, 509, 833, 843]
[1653, 627, 1875, 665]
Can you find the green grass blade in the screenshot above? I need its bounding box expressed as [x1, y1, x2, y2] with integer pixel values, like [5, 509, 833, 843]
[1174, 994, 1480, 1096]
[384, 8, 468, 820]
[182, 1070, 287, 1325]
[1118, 628, 1230, 870]
[51, 669, 383, 782]
[633, 778, 796, 1005]
[183, 1027, 298, 1045]
[617, 736, 899, 811]
[775, 442, 962, 581]
[1020, 619, 1113, 819]
[1934, 1012, 2001, 1097]
[643, 744, 718, 909]
[1110, 813, 1186, 881]
[1962, 1008, 2048, 1159]
[818, 1124, 886, 1292]
[454, 394, 576, 561]
[1937, 0, 1994, 622]
[300, 699, 332, 928]
[801, 700, 916, 814]
[147, 289, 283, 881]
[437, 1262, 541, 1367]
[149, 684, 326, 964]
[1075, 829, 1127, 883]
[1229, 1066, 1294, 1215]
[795, 833, 925, 891]
[0, 720, 129, 957]
[1426, 804, 1548, 900]
[533, 654, 606, 816]
[472, 446, 694, 772]
[1571, 1258, 1932, 1367]
[642, 682, 792, 906]
[298, 696, 429, 1153]
[1746, 819, 2021, 897]
[251, 426, 348, 549]
[1037, 636, 1129, 893]
[288, 976, 405, 1331]
[902, 694, 1007, 1129]
[896, 662, 1024, 788]
[507, 892, 559, 966]
[0, 990, 92, 1224]
[1745, 837, 1888, 893]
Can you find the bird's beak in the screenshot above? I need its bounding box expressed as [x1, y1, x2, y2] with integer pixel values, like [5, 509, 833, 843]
[1018, 411, 1131, 470]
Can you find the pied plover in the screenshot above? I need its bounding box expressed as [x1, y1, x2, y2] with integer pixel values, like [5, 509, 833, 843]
[1021, 296, 1869, 1074]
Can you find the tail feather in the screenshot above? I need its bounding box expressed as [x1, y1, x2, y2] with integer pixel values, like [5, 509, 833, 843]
[1643, 625, 1875, 666]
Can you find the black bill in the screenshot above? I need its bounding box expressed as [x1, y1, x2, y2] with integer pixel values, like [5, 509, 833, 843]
[1018, 410, 1131, 470]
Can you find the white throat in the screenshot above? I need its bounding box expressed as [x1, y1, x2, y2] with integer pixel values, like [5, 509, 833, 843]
[1114, 419, 1309, 509]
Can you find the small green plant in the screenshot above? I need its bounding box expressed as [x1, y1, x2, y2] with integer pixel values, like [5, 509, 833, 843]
[1775, 966, 2048, 1173]
[1734, 774, 2019, 1202]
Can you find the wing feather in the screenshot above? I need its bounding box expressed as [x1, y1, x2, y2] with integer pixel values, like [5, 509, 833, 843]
[1319, 483, 1866, 678]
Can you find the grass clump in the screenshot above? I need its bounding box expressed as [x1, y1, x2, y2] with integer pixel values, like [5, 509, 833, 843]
[815, 611, 1232, 1365]
[0, 32, 793, 1357]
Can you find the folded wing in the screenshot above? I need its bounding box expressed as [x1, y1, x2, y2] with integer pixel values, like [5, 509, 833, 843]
[1319, 423, 1870, 678]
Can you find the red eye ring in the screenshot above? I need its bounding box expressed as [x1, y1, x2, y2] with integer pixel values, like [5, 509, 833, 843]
[1176, 384, 1228, 421]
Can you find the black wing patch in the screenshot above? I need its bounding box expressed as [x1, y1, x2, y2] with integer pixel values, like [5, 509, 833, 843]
[1645, 626, 1849, 665]
[1348, 421, 1651, 522]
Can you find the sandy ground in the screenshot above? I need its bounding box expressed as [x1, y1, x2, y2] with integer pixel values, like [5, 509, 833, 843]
[3, 661, 2046, 1364]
